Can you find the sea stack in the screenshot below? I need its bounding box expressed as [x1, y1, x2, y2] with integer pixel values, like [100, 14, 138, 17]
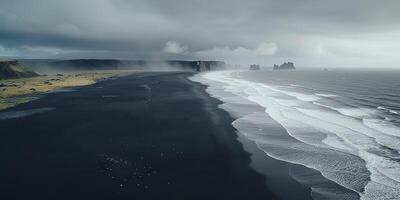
[273, 62, 295, 70]
[250, 64, 261, 70]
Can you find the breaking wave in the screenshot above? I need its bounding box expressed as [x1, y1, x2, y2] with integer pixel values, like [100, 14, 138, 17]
[191, 71, 400, 200]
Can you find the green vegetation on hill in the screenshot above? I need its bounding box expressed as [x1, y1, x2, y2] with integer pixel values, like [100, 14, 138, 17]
[0, 60, 39, 79]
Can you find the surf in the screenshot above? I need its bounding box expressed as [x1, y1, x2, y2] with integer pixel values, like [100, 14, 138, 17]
[191, 70, 400, 200]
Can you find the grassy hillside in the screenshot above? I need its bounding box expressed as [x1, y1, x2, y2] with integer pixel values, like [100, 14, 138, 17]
[0, 60, 39, 79]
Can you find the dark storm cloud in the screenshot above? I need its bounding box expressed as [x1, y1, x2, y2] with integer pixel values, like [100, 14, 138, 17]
[1, 0, 400, 67]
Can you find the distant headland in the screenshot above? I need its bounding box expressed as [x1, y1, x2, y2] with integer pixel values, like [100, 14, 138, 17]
[0, 60, 38, 80]
[17, 59, 227, 72]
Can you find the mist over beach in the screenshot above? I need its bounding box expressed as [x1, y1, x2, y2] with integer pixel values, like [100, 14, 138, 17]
[1, 1, 400, 200]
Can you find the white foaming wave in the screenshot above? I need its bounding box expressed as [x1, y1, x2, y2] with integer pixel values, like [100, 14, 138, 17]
[274, 99, 301, 107]
[361, 151, 400, 200]
[314, 102, 400, 138]
[194, 72, 367, 191]
[220, 96, 254, 105]
[293, 108, 400, 197]
[260, 85, 321, 102]
[252, 93, 400, 197]
[377, 106, 400, 115]
[315, 93, 338, 98]
[336, 108, 374, 118]
[294, 108, 400, 152]
[363, 118, 400, 138]
[313, 102, 374, 118]
[247, 95, 332, 149]
[284, 91, 321, 102]
[390, 110, 399, 115]
[224, 77, 319, 103]
[191, 71, 400, 200]
[232, 112, 368, 192]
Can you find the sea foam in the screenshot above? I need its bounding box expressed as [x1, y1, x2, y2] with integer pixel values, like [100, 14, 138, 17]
[191, 71, 400, 200]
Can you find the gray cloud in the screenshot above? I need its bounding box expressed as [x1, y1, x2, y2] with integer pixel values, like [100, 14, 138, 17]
[1, 0, 400, 68]
[163, 41, 188, 54]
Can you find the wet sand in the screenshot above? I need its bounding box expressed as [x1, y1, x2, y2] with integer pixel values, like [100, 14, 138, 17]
[0, 72, 299, 200]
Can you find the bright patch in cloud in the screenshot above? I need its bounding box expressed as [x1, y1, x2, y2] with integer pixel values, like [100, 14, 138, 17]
[163, 41, 188, 54]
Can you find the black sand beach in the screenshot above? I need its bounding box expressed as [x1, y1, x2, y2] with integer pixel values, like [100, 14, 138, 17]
[0, 72, 312, 200]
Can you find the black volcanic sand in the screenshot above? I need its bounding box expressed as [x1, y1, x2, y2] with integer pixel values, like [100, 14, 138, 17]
[0, 72, 312, 200]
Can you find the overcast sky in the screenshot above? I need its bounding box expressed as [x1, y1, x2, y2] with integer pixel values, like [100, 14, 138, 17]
[1, 0, 400, 68]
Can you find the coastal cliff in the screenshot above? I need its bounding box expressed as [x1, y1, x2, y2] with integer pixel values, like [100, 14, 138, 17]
[0, 60, 39, 79]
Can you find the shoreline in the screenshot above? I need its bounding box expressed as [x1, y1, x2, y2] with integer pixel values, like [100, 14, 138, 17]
[191, 73, 314, 200]
[0, 72, 279, 199]
[235, 117, 361, 200]
[236, 131, 313, 199]
[191, 71, 361, 200]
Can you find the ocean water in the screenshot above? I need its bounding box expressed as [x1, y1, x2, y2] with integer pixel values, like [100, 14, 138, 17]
[191, 70, 400, 200]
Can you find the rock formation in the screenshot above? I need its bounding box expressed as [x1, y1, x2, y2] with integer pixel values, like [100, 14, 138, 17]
[250, 64, 261, 70]
[273, 62, 295, 70]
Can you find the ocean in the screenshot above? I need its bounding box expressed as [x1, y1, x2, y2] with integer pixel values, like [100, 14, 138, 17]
[191, 70, 400, 200]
